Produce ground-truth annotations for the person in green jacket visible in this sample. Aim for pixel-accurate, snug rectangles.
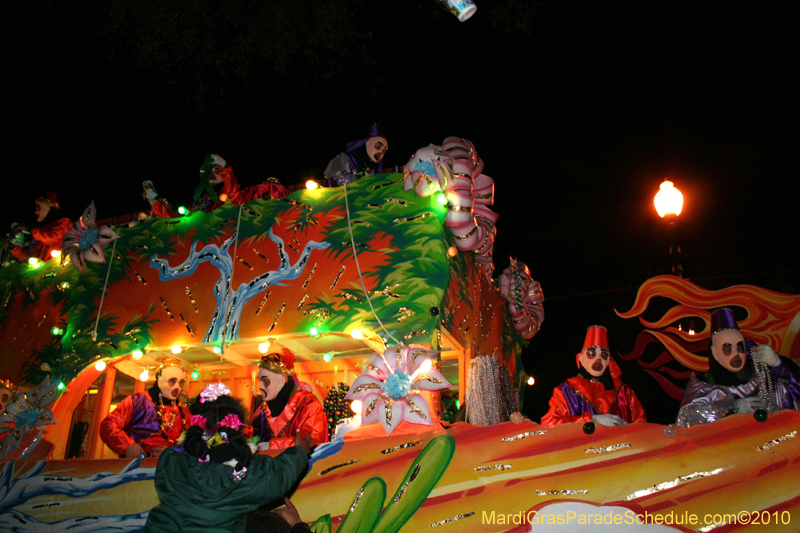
[145,383,315,533]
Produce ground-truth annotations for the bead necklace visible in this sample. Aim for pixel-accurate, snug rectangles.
[753,359,777,413]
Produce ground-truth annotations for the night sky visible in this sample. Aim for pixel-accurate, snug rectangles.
[6,1,799,423]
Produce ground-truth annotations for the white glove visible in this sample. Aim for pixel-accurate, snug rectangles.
[735,397,765,413]
[751,345,780,367]
[142,181,159,203]
[592,414,627,427]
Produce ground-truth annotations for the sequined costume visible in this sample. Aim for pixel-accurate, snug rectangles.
[252,387,328,450]
[99,388,189,456]
[144,445,308,533]
[541,359,647,427]
[676,355,800,428]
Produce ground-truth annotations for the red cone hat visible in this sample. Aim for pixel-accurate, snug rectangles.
[582,325,609,350]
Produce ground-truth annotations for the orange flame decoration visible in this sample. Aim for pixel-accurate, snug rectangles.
[617,275,800,372]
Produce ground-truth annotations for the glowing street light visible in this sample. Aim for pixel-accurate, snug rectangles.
[654,179,685,278]
[654,180,683,218]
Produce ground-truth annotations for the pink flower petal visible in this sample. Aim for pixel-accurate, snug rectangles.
[82,243,106,263]
[377,397,407,436]
[82,201,97,228]
[404,393,433,426]
[96,226,119,244]
[412,369,451,391]
[71,251,86,272]
[360,392,382,425]
[408,347,438,375]
[363,353,391,377]
[345,375,385,401]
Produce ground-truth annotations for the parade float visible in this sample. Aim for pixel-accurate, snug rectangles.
[1,137,799,532]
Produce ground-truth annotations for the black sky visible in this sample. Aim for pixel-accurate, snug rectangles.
[5,1,799,421]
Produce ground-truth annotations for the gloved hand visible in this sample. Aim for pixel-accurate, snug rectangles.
[735,397,765,413]
[751,345,780,367]
[592,414,627,426]
[142,181,159,204]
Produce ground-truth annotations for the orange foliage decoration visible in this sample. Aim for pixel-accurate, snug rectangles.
[617,275,800,372]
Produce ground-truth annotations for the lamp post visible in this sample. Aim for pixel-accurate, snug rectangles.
[654,180,684,277]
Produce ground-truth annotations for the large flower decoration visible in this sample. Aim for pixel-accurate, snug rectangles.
[0,376,58,460]
[61,201,119,271]
[498,258,544,339]
[345,346,451,435]
[403,137,498,277]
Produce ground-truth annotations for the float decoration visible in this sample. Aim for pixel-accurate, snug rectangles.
[0,377,58,460]
[61,201,119,272]
[323,383,352,440]
[464,355,519,425]
[404,137,498,277]
[346,346,451,435]
[617,275,800,399]
[498,257,544,339]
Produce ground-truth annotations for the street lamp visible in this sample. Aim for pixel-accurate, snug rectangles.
[654,180,684,277]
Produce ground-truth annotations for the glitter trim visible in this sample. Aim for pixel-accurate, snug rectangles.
[756,430,797,451]
[380,439,421,455]
[415,375,443,384]
[393,464,421,503]
[627,469,723,500]
[406,397,428,420]
[349,488,365,512]
[429,512,475,528]
[536,489,589,496]
[364,396,382,418]
[317,459,358,477]
[474,464,512,472]
[584,443,632,454]
[350,383,384,395]
[501,430,547,442]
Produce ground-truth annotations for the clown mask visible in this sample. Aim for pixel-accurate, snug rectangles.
[711,329,747,372]
[366,136,388,164]
[157,366,186,401]
[258,367,287,401]
[0,388,11,413]
[580,346,610,378]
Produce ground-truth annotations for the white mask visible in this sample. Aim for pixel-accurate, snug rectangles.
[157,367,186,400]
[258,368,287,401]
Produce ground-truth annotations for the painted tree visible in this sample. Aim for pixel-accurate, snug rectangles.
[150,227,329,343]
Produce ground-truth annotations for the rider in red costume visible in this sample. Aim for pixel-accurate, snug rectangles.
[11,192,71,262]
[252,351,328,450]
[99,358,190,458]
[541,325,647,427]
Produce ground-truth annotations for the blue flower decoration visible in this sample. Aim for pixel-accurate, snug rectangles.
[383,369,412,398]
[78,228,99,250]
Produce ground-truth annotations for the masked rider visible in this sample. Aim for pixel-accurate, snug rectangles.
[677,307,800,428]
[252,351,328,450]
[100,358,190,458]
[541,325,647,427]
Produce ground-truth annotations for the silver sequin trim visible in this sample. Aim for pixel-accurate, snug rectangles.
[429,511,475,528]
[349,488,365,513]
[756,430,796,451]
[501,430,547,442]
[627,469,723,500]
[474,464,512,472]
[380,439,421,455]
[584,443,632,454]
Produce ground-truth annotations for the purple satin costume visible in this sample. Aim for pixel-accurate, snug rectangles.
[677,355,800,428]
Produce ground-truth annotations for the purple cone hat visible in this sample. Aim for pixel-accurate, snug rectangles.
[710,308,739,336]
